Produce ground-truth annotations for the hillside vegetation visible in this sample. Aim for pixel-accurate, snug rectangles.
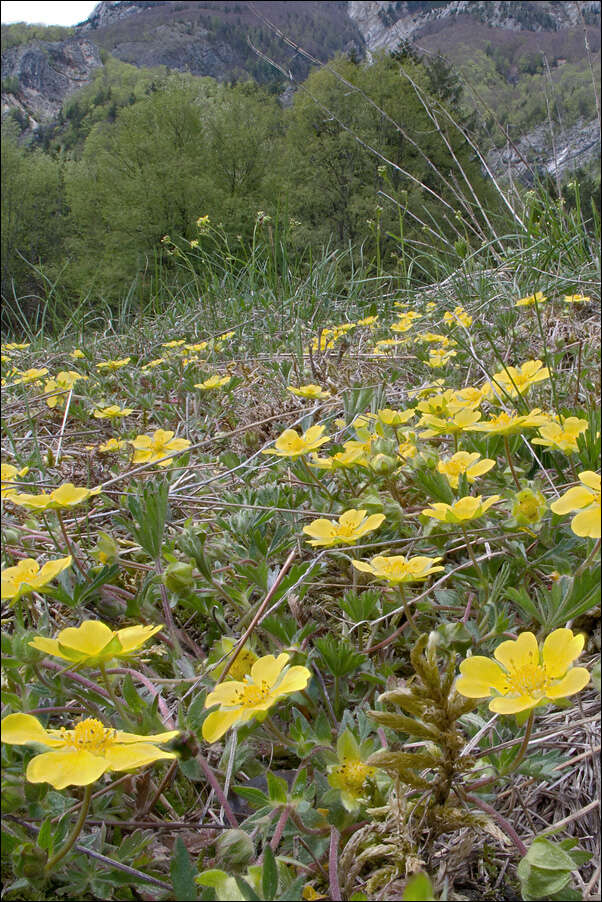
[0,8,601,902]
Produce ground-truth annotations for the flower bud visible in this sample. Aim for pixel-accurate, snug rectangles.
[161,561,194,593]
[370,454,398,475]
[14,842,48,879]
[215,829,255,870]
[512,487,546,527]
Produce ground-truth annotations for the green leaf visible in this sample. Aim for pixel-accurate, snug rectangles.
[37,817,53,852]
[232,785,270,807]
[525,837,580,871]
[262,844,278,900]
[171,836,198,901]
[402,872,436,901]
[266,771,288,805]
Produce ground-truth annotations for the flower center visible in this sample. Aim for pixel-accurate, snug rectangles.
[63,718,116,754]
[335,759,374,792]
[506,664,550,699]
[232,679,273,708]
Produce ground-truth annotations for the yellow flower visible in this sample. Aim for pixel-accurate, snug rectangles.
[351,554,444,584]
[184,341,208,353]
[515,291,547,307]
[262,425,330,459]
[309,446,369,471]
[391,312,421,333]
[2,342,30,351]
[407,379,446,399]
[437,452,496,489]
[287,384,331,400]
[397,437,418,460]
[208,637,259,682]
[44,371,87,409]
[427,348,457,368]
[98,437,127,453]
[512,486,546,527]
[375,408,415,427]
[70,349,85,359]
[564,294,590,303]
[202,652,311,742]
[1,556,72,603]
[130,429,191,467]
[356,315,378,326]
[417,389,478,419]
[1,463,29,499]
[14,367,49,385]
[415,331,450,344]
[455,385,490,407]
[0,714,178,790]
[194,375,232,390]
[469,409,550,436]
[162,340,186,348]
[550,471,601,538]
[443,306,472,328]
[303,509,385,547]
[455,629,590,714]
[327,730,376,812]
[93,404,134,419]
[141,357,166,370]
[196,214,211,229]
[29,620,162,666]
[6,483,102,512]
[422,495,500,523]
[532,418,588,454]
[96,358,131,371]
[419,408,482,438]
[490,360,549,397]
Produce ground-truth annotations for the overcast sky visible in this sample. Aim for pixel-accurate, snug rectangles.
[1,1,99,26]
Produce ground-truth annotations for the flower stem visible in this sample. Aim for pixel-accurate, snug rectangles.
[398,584,417,633]
[460,525,485,585]
[574,538,601,580]
[45,784,92,873]
[56,511,87,576]
[265,716,296,749]
[503,435,521,490]
[98,663,133,727]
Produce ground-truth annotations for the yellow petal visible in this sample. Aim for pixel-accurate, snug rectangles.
[303,519,335,539]
[351,559,375,574]
[274,665,311,696]
[579,471,601,491]
[542,629,585,678]
[103,743,177,771]
[26,749,108,789]
[205,681,245,708]
[546,667,590,698]
[339,510,366,529]
[116,624,163,654]
[457,657,508,695]
[1,713,63,747]
[113,728,180,744]
[551,486,595,514]
[36,556,72,586]
[250,653,289,686]
[571,506,601,539]
[359,514,386,533]
[494,632,539,672]
[488,695,538,715]
[28,637,71,661]
[202,708,247,743]
[57,620,115,657]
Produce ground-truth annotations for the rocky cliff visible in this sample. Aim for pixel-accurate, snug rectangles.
[1,0,600,181]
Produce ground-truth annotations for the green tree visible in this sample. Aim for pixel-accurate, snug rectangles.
[1,126,66,308]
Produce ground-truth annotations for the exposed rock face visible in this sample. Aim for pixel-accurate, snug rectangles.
[1,39,102,125]
[488,118,602,185]
[348,1,601,53]
[79,1,170,30]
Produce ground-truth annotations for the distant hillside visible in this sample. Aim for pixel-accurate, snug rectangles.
[1,0,600,181]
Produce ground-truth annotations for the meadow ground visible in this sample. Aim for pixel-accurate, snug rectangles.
[1,198,601,901]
